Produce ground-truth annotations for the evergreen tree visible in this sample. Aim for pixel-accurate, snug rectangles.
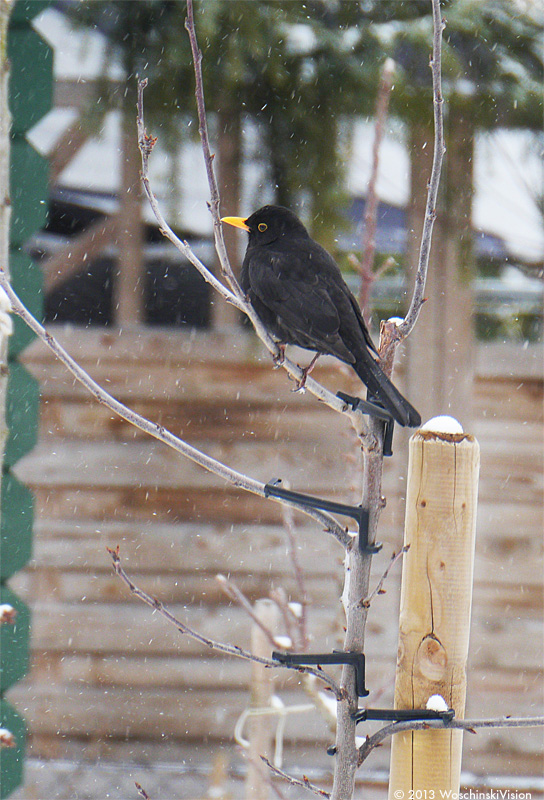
[66,0,384,244]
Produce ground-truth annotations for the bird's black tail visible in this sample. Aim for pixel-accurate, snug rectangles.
[353,353,421,428]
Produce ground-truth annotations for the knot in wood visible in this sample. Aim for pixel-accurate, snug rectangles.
[415,634,447,681]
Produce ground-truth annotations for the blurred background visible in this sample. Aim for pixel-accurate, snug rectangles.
[3,1,543,798]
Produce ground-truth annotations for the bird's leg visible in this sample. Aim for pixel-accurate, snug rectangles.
[273,344,286,368]
[292,352,320,392]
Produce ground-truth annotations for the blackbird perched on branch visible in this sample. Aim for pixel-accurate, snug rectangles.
[222,205,421,428]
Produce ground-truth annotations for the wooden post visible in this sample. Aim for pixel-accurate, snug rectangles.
[115,106,145,326]
[246,598,279,800]
[388,421,479,797]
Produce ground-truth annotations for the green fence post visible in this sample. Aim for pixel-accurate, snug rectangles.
[1,1,51,796]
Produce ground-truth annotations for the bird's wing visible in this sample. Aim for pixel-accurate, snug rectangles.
[345,291,379,356]
[247,248,350,350]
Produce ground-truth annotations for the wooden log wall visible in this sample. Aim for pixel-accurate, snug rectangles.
[6,328,543,780]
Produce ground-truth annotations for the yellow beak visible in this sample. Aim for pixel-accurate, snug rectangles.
[221,215,250,232]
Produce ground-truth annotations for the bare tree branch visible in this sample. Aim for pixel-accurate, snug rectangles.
[136,80,242,310]
[361,545,409,608]
[216,573,280,649]
[134,782,151,800]
[357,715,544,767]
[261,755,331,799]
[107,545,343,699]
[268,587,297,651]
[0,277,352,548]
[280,502,310,651]
[397,0,446,339]
[184,0,240,296]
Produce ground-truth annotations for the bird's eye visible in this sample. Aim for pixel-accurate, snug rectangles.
[258,223,268,232]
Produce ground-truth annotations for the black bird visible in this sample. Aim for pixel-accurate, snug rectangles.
[222,205,421,428]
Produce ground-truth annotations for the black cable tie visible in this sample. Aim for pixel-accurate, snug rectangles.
[352,707,455,724]
[336,391,395,457]
[263,480,382,555]
[272,650,369,697]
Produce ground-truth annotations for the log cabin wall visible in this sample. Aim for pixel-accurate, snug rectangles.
[7,327,543,780]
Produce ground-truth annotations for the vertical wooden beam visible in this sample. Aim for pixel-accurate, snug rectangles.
[115,108,145,326]
[216,105,242,328]
[246,598,279,800]
[388,425,479,797]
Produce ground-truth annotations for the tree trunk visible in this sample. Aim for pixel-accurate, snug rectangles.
[331,329,399,800]
[405,107,475,426]
[115,106,145,326]
[216,105,242,327]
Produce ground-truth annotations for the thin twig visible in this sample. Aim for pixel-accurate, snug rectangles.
[261,755,331,799]
[361,545,409,608]
[358,715,544,766]
[0,277,352,549]
[268,587,298,651]
[280,502,310,650]
[136,79,242,310]
[134,783,151,800]
[216,574,279,649]
[397,0,446,339]
[184,0,239,294]
[107,545,343,699]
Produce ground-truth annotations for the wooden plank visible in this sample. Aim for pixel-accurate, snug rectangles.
[23,601,400,660]
[13,561,541,614]
[22,483,543,529]
[37,398,345,443]
[14,438,367,491]
[28,510,543,554]
[15,438,542,513]
[24,362,543,425]
[34,394,544,447]
[15,584,541,673]
[53,653,393,693]
[21,327,543,377]
[7,676,542,754]
[474,377,544,422]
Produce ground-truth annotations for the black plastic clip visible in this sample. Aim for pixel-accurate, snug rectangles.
[352,707,455,724]
[272,650,369,697]
[263,480,382,555]
[336,391,395,457]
